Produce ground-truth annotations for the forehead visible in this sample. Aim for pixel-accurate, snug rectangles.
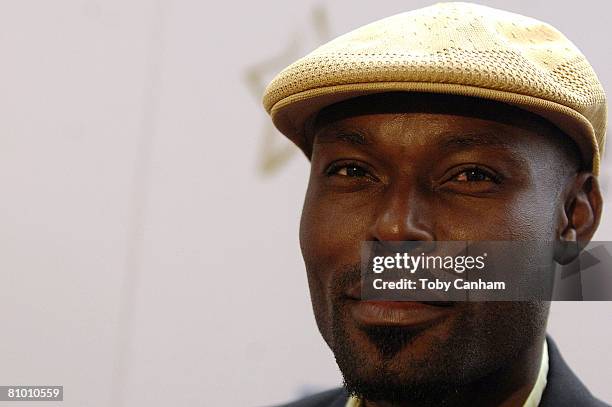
[316,112,520,152]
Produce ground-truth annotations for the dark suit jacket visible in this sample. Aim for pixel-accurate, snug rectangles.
[273,336,609,407]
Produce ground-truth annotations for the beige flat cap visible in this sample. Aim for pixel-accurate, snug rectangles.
[263,2,607,174]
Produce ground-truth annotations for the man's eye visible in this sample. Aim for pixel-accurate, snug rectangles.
[328,164,369,178]
[452,168,497,183]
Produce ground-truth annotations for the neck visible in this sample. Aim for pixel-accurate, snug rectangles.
[364,336,545,407]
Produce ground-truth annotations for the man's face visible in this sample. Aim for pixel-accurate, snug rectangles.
[299,93,579,402]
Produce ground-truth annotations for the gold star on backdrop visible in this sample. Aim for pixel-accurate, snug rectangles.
[245,5,330,176]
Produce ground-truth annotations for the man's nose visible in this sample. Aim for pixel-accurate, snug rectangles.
[367,187,434,242]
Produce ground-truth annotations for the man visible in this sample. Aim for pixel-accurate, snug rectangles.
[262,3,609,406]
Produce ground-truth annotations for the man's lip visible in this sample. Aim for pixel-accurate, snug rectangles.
[348,299,453,327]
[344,283,454,307]
[344,283,454,327]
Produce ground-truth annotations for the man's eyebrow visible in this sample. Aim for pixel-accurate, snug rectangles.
[437,132,514,150]
[314,129,518,151]
[314,130,371,146]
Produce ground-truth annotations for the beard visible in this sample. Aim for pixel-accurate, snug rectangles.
[320,264,548,406]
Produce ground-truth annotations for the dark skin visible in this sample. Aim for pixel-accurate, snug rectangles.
[298,93,603,407]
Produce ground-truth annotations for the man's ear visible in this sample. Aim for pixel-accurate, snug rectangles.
[554,172,603,265]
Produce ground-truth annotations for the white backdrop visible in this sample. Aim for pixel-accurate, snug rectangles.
[0,1,610,406]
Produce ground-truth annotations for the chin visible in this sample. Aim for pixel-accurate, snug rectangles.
[329,305,503,399]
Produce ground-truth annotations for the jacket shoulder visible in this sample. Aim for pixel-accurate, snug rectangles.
[271,387,346,407]
[541,336,610,407]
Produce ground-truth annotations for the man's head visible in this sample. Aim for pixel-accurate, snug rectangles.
[298,92,602,404]
[262,2,607,405]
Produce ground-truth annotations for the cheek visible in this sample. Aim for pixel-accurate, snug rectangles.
[300,183,372,272]
[453,301,550,367]
[492,188,560,240]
